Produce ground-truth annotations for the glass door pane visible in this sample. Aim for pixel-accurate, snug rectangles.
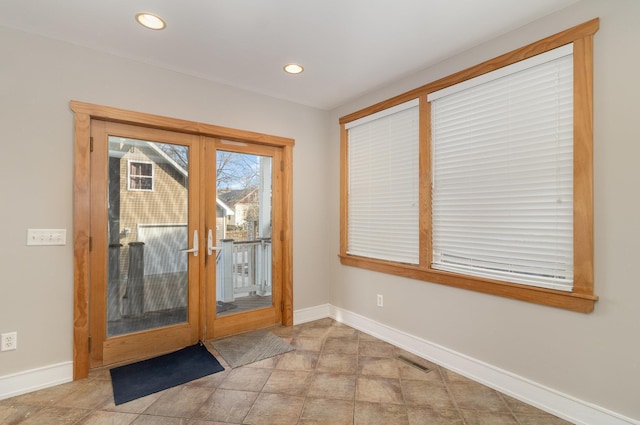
[214,150,273,316]
[106,136,190,336]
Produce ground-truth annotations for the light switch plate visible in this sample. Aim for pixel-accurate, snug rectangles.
[27,229,66,246]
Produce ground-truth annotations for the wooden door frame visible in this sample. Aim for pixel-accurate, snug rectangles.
[71,101,294,380]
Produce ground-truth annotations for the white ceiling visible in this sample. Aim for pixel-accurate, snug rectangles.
[0,0,579,110]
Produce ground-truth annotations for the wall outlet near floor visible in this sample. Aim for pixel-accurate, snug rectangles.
[1,332,17,351]
[377,294,384,307]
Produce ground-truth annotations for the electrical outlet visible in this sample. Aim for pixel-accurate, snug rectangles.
[376,294,384,307]
[1,332,17,351]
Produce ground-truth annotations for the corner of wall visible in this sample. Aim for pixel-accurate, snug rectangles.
[293,303,639,425]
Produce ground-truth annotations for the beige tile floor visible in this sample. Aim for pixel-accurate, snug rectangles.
[0,318,572,424]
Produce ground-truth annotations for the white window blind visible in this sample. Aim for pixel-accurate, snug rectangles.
[430,45,574,291]
[347,99,420,264]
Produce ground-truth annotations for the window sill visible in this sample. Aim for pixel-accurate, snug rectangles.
[339,254,597,313]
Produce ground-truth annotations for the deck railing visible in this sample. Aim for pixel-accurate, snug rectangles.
[216,238,272,302]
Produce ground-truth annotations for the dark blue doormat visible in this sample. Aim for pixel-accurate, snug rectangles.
[110,342,224,405]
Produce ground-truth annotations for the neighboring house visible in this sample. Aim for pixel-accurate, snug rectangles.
[110,140,189,278]
[108,141,235,316]
[105,140,191,317]
[218,188,259,230]
[215,198,234,244]
[111,140,234,276]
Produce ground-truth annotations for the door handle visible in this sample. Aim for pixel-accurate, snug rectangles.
[207,229,222,255]
[180,230,199,256]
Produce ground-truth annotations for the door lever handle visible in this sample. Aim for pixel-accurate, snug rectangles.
[180,230,199,256]
[207,229,222,255]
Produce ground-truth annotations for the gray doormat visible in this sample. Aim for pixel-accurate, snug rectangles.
[211,329,295,368]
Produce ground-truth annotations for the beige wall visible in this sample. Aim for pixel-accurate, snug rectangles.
[328,0,640,420]
[0,26,330,374]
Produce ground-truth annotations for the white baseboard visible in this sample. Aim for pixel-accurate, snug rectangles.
[1,305,637,425]
[0,361,73,401]
[314,304,637,425]
[293,303,332,325]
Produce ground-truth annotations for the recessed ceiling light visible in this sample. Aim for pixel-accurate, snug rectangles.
[135,13,166,30]
[283,63,304,74]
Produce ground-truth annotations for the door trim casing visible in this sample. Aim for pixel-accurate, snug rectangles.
[71,100,295,380]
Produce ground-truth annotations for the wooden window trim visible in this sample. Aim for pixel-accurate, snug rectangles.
[339,19,599,313]
[72,101,294,379]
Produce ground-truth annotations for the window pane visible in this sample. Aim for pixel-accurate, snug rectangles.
[431,47,574,291]
[215,151,273,316]
[107,137,189,336]
[129,161,154,191]
[347,99,420,264]
[135,162,152,176]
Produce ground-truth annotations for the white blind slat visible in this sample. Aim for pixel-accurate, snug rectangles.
[348,99,420,264]
[428,43,573,101]
[431,45,574,291]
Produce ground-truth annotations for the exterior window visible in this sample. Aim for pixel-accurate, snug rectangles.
[339,19,598,312]
[128,160,153,191]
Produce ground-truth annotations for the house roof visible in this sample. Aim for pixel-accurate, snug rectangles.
[218,189,258,209]
[216,199,234,217]
[151,144,235,216]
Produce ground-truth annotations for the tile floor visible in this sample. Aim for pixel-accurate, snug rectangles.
[0,318,572,424]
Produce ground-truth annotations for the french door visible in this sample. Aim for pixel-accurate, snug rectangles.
[203,138,283,340]
[84,113,290,370]
[89,121,201,367]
